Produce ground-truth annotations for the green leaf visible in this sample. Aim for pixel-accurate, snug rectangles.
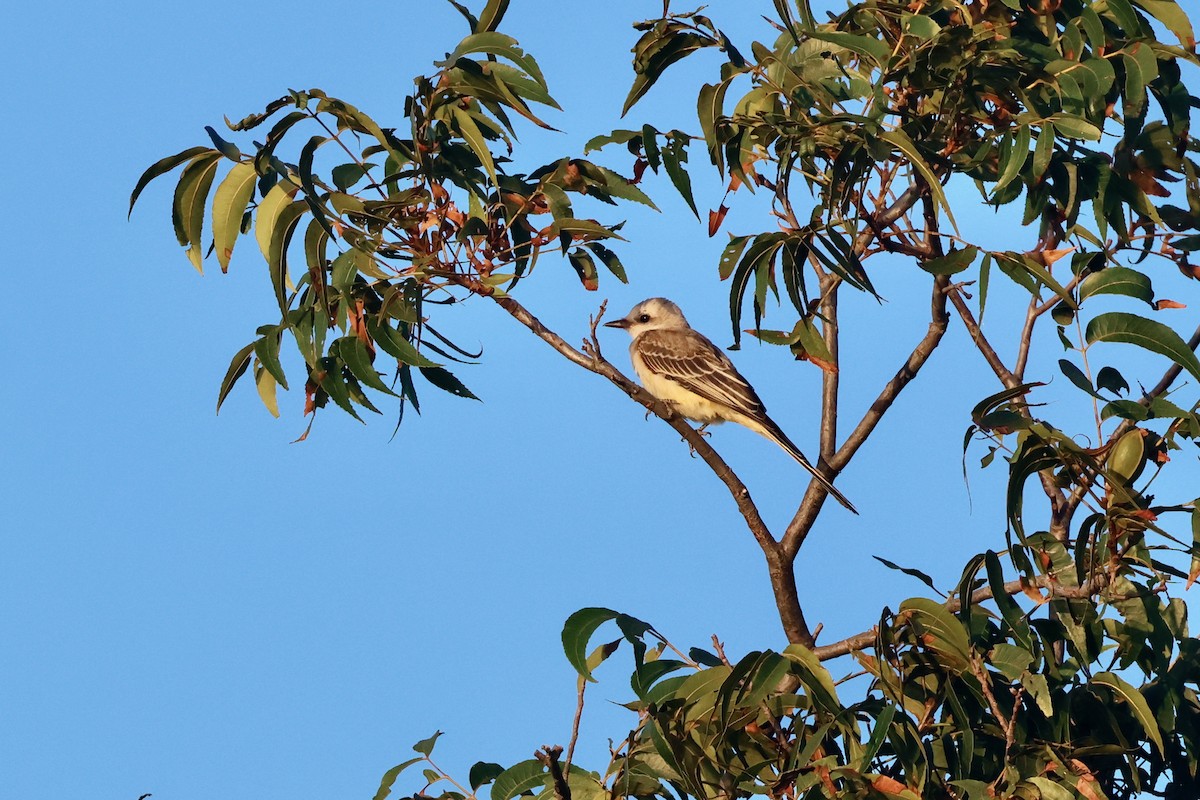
[337,336,396,395]
[1058,359,1100,398]
[873,556,941,595]
[1096,366,1130,395]
[216,341,257,414]
[204,125,241,161]
[989,643,1033,681]
[662,133,698,218]
[858,704,897,771]
[445,32,547,89]
[567,247,599,290]
[452,106,498,186]
[265,200,309,313]
[331,163,373,192]
[412,731,442,756]
[129,145,214,218]
[807,30,890,63]
[592,165,658,210]
[718,235,750,280]
[254,331,288,389]
[1050,115,1102,141]
[1079,266,1154,305]
[562,607,619,680]
[881,129,956,230]
[1134,0,1195,46]
[373,757,423,800]
[255,180,301,263]
[585,242,627,283]
[212,162,257,272]
[470,762,505,791]
[254,365,280,418]
[1027,777,1075,800]
[582,129,639,154]
[920,246,978,275]
[491,760,547,800]
[1092,672,1164,754]
[994,124,1031,195]
[172,152,223,272]
[1086,311,1200,382]
[782,644,841,712]
[623,30,713,116]
[475,0,510,32]
[368,319,442,368]
[419,366,480,400]
[899,597,971,672]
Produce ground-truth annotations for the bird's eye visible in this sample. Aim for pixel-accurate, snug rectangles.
[637,314,651,323]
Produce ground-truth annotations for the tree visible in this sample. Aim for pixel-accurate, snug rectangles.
[130,0,1200,797]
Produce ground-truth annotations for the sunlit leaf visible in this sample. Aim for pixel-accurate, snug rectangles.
[1086,311,1200,381]
[491,760,548,800]
[373,757,422,800]
[212,162,257,272]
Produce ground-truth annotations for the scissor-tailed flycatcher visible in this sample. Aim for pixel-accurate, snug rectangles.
[605,297,858,514]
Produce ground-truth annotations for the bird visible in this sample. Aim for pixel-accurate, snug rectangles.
[604,297,858,514]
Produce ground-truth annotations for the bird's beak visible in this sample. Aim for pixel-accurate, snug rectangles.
[603,319,631,329]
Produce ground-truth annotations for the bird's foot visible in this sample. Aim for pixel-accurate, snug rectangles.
[646,399,678,421]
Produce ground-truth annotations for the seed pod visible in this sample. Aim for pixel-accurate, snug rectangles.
[1108,428,1146,482]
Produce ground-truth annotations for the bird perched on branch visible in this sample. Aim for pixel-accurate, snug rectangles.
[605,297,858,514]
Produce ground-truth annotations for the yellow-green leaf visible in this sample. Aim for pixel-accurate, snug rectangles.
[255,180,301,263]
[172,152,223,273]
[212,162,257,272]
[1092,672,1164,754]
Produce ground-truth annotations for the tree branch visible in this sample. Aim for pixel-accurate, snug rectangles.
[481,290,775,546]
[466,283,819,644]
[818,276,840,462]
[946,286,1020,389]
[780,275,951,560]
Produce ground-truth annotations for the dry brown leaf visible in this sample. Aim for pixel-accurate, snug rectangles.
[708,204,729,237]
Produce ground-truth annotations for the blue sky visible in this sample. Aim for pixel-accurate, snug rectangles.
[5,2,1198,799]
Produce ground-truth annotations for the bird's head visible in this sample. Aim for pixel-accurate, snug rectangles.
[604,297,689,336]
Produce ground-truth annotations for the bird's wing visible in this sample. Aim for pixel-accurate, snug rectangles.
[637,328,767,418]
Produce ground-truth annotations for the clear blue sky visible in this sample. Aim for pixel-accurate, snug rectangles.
[5,2,1197,799]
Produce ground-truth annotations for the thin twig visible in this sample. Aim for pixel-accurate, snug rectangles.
[781,275,951,559]
[564,679,586,778]
[946,286,1019,389]
[457,281,822,642]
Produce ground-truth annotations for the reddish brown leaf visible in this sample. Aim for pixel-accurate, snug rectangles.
[1021,578,1048,604]
[1076,774,1102,800]
[1129,167,1170,197]
[632,158,649,184]
[1038,246,1075,266]
[1155,299,1187,310]
[708,204,729,237]
[871,776,909,796]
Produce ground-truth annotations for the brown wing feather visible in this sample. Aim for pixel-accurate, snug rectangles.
[638,328,766,418]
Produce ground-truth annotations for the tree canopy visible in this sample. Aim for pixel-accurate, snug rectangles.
[131,0,1200,798]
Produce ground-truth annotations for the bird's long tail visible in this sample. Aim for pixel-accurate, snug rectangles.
[759,421,859,515]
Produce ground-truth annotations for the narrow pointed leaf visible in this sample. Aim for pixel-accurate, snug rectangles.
[212,162,257,272]
[129,146,214,217]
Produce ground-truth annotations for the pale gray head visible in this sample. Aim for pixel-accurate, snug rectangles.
[603,297,690,337]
